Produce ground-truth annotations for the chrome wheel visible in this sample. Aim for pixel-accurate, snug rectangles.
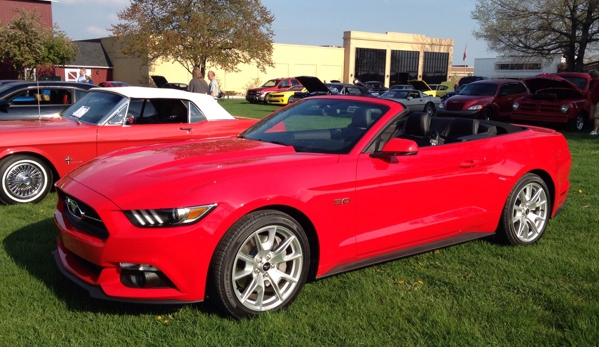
[498,173,550,245]
[510,182,548,242]
[211,210,310,318]
[0,155,52,204]
[232,224,304,312]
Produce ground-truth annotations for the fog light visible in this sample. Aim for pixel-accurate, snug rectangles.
[561,104,569,114]
[120,263,160,272]
[131,271,161,288]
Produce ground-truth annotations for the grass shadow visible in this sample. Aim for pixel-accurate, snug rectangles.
[2,218,222,318]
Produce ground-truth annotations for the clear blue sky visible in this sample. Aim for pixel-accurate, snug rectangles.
[53,0,492,65]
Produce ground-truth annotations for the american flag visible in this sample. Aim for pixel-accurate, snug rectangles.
[463,44,467,61]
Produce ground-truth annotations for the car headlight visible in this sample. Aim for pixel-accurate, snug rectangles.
[256,91,262,95]
[438,102,444,109]
[561,105,569,114]
[467,105,483,111]
[124,204,217,227]
[513,102,519,111]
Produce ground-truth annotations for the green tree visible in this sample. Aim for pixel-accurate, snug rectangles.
[472,0,599,71]
[110,0,275,75]
[0,9,78,79]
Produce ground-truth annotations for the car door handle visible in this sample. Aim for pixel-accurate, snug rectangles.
[180,127,192,131]
[459,160,480,168]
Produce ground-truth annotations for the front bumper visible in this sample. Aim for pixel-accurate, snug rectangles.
[53,180,225,303]
[511,112,570,124]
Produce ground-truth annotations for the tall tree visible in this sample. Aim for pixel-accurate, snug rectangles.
[0,10,78,79]
[110,0,275,75]
[472,0,599,71]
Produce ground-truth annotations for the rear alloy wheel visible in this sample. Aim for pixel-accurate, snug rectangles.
[497,173,549,245]
[567,112,585,131]
[210,210,310,318]
[0,155,53,204]
[424,102,435,117]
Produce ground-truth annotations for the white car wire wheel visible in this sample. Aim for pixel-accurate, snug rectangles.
[0,155,53,204]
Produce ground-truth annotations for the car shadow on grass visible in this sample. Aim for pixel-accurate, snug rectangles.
[2,218,224,318]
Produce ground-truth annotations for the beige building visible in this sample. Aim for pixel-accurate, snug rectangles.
[101,31,454,94]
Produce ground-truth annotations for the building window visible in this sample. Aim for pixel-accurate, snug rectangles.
[390,50,419,86]
[495,63,542,70]
[354,48,386,84]
[422,52,449,84]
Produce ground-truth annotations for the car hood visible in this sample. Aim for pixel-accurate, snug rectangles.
[294,76,330,94]
[0,117,81,133]
[63,138,332,208]
[151,75,168,88]
[443,95,494,104]
[522,74,582,94]
[408,80,431,91]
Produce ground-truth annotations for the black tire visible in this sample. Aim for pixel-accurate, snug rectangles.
[496,173,550,245]
[209,210,310,318]
[0,155,53,205]
[262,93,270,104]
[424,102,435,117]
[567,112,585,131]
[481,108,492,121]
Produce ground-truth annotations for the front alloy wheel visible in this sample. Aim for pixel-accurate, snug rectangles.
[0,155,53,204]
[210,210,310,318]
[497,173,549,245]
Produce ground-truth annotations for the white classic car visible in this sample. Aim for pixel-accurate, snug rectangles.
[378,89,441,116]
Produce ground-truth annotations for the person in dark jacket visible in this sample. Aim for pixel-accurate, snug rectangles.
[187,67,209,94]
[589,70,599,135]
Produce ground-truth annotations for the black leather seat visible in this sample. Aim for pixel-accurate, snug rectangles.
[396,112,438,146]
[341,108,373,142]
[440,118,480,143]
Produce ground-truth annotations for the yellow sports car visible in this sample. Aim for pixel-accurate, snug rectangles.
[266,86,306,105]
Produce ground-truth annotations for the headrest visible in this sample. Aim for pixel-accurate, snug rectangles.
[351,108,373,128]
[34,94,42,102]
[404,112,430,136]
[445,118,480,137]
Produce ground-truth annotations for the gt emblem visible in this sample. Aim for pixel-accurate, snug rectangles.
[66,197,85,220]
[334,198,351,205]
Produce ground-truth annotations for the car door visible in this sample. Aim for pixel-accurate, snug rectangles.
[404,91,427,111]
[354,142,490,257]
[96,98,198,155]
[496,82,527,117]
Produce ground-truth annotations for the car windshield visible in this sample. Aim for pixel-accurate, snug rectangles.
[561,76,587,90]
[262,79,279,87]
[240,99,389,154]
[458,83,497,96]
[380,90,409,99]
[62,91,125,124]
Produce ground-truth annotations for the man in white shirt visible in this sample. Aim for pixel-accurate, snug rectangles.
[208,71,219,100]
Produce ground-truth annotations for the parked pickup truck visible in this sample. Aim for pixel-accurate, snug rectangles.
[511,72,592,131]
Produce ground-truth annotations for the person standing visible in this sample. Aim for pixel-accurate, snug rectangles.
[208,70,219,99]
[188,67,209,94]
[590,70,599,135]
[77,68,87,83]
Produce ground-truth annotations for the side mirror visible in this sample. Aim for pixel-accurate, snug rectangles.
[370,138,419,159]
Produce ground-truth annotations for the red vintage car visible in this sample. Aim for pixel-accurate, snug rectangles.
[0,87,257,204]
[511,72,592,131]
[53,96,571,318]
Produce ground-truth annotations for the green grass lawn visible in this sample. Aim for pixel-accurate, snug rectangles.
[1,104,598,346]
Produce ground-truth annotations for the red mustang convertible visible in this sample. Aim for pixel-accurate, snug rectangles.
[53,96,571,318]
[0,87,257,204]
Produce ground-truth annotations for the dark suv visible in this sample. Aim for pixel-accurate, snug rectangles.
[437,79,529,120]
[246,78,302,103]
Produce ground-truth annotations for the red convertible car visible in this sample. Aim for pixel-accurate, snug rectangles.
[0,87,257,204]
[53,96,571,318]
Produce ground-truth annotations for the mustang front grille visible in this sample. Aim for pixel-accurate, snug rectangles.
[59,191,109,240]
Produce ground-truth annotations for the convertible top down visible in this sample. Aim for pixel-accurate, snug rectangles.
[53,96,571,318]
